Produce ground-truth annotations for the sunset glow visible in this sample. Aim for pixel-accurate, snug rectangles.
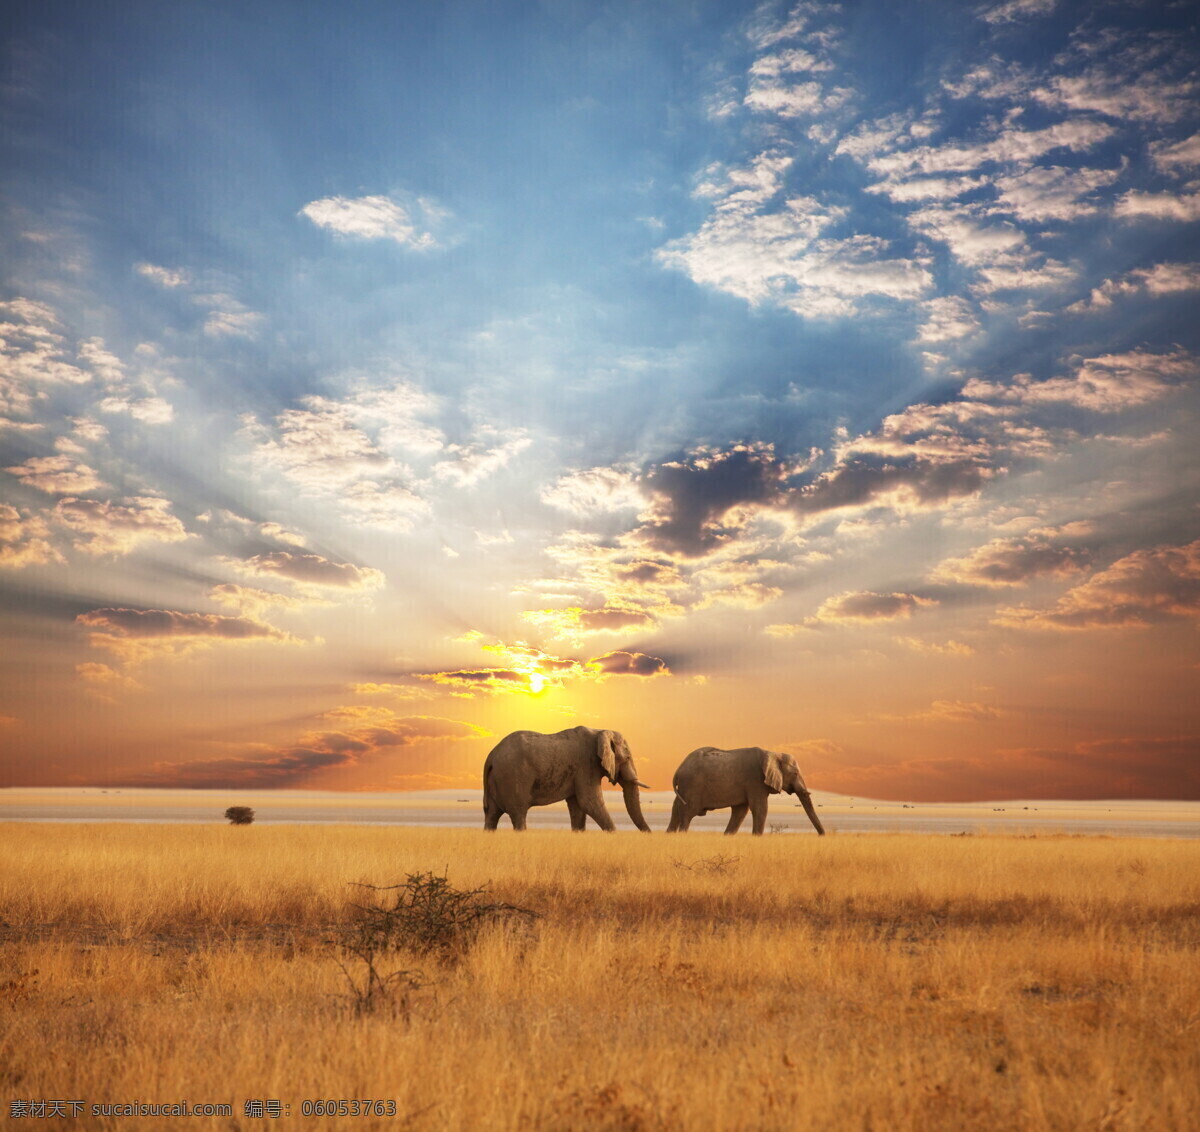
[1,1,1198,800]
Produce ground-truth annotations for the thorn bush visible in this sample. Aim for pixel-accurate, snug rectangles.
[346,871,540,965]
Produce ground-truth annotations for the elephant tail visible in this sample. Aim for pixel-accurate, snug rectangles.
[673,780,685,807]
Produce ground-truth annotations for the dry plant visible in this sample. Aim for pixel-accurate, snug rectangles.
[1,823,1198,1130]
[336,871,539,1015]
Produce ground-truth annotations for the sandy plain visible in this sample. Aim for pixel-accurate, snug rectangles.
[2,786,1198,836]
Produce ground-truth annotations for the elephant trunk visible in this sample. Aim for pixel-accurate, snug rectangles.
[797,790,826,836]
[621,780,651,833]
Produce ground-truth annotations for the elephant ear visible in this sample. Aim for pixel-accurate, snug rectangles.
[595,730,618,784]
[762,749,783,794]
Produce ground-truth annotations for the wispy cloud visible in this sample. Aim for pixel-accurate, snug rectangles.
[299,193,448,249]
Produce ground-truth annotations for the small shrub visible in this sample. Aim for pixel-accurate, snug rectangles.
[672,854,740,876]
[346,871,540,965]
[224,806,255,825]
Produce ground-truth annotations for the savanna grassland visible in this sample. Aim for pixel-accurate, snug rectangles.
[1,823,1198,1131]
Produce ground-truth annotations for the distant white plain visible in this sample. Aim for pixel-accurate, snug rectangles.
[2,788,1197,838]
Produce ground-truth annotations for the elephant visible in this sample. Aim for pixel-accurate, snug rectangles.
[482,726,652,832]
[667,746,825,836]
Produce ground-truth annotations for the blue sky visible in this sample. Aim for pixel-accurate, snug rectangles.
[2,0,1198,799]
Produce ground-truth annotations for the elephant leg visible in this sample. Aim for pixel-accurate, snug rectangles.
[667,796,686,833]
[579,791,616,832]
[508,804,530,831]
[566,796,587,831]
[724,804,749,835]
[749,796,769,836]
[484,796,503,831]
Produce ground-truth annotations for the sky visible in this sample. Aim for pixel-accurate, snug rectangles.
[1,0,1198,802]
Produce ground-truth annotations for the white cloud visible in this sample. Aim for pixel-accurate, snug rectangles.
[432,432,532,487]
[246,395,429,530]
[248,396,395,490]
[659,154,930,318]
[1114,191,1200,223]
[1068,261,1200,313]
[979,0,1055,25]
[1150,133,1200,174]
[299,194,442,249]
[863,120,1114,180]
[136,263,190,288]
[745,78,851,118]
[541,467,646,514]
[0,297,90,416]
[198,295,263,338]
[963,349,1196,412]
[908,204,1026,267]
[917,296,981,343]
[866,175,987,203]
[1033,62,1198,125]
[0,504,61,569]
[55,496,190,556]
[4,455,104,495]
[98,395,174,424]
[991,163,1123,222]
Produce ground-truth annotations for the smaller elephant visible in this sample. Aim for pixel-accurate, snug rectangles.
[667,746,825,836]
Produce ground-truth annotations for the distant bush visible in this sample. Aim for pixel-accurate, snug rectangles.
[224,806,255,825]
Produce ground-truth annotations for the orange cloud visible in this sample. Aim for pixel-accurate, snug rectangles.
[995,539,1200,629]
[55,495,188,556]
[76,661,142,701]
[930,535,1090,587]
[5,455,104,494]
[520,604,658,641]
[414,633,672,697]
[234,550,384,590]
[587,650,671,678]
[769,591,942,635]
[76,606,296,664]
[0,504,61,568]
[118,711,489,788]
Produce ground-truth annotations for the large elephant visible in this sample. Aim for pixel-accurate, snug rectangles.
[667,746,825,836]
[482,726,651,832]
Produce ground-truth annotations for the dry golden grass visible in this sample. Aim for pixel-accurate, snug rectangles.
[2,823,1198,1130]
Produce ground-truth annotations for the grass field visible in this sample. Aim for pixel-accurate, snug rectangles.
[2,823,1198,1130]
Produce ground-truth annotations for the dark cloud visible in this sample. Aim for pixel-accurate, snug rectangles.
[240,550,383,589]
[577,608,656,632]
[612,560,685,586]
[931,536,1091,587]
[77,607,286,640]
[638,444,791,556]
[794,455,993,517]
[817,590,938,623]
[415,668,530,694]
[588,650,671,677]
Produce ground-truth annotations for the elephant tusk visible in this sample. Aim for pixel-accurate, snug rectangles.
[636,781,650,789]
